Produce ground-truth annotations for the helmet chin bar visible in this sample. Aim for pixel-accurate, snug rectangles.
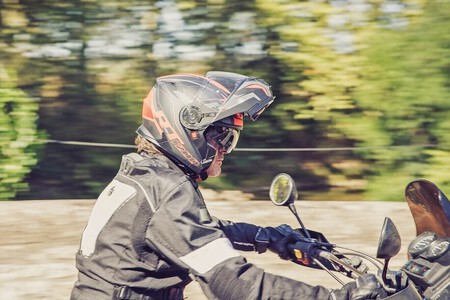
[169,140,216,181]
[136,126,209,180]
[164,149,209,181]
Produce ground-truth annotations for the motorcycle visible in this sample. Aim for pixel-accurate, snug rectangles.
[268,173,450,299]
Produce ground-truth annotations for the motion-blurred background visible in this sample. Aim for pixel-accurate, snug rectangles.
[1,0,450,201]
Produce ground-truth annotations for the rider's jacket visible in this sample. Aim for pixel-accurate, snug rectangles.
[71,153,352,300]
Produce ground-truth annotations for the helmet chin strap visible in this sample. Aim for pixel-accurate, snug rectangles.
[198,171,208,181]
[178,163,208,181]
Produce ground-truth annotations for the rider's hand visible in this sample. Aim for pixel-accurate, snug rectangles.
[337,273,387,300]
[353,273,388,299]
[255,224,317,264]
[255,224,294,255]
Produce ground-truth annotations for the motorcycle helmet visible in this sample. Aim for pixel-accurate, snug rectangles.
[136,71,274,179]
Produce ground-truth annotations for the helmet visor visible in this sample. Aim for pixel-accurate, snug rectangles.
[205,126,240,154]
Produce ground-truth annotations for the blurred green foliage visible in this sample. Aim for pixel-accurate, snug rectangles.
[352,0,450,200]
[0,0,449,201]
[0,66,41,199]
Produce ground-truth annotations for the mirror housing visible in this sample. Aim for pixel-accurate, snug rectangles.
[269,173,297,206]
[376,217,401,260]
[268,173,312,239]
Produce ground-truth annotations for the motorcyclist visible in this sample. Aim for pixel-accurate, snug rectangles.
[71,71,387,299]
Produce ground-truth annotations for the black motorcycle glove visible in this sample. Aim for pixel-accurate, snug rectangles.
[255,224,293,254]
[332,274,388,300]
[255,224,318,264]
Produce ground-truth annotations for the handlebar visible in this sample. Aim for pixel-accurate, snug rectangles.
[287,239,420,299]
[287,240,366,285]
[288,240,368,275]
[287,240,422,299]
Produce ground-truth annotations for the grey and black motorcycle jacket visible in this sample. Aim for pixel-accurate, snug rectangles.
[71,152,356,300]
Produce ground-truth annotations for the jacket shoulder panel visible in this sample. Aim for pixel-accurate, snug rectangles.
[116,153,191,212]
[79,179,137,257]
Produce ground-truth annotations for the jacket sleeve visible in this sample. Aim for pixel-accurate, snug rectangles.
[145,179,351,300]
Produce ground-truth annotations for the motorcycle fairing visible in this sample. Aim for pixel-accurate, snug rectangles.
[405,180,450,237]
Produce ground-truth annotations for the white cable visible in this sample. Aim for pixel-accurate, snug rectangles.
[37,139,444,152]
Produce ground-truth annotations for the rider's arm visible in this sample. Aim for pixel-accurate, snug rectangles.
[144,179,366,300]
[218,218,309,258]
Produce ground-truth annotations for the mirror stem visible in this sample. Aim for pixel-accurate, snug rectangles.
[382,258,390,284]
[288,203,311,239]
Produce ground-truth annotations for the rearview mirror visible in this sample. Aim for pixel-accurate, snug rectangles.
[268,173,312,239]
[376,217,402,284]
[269,173,297,206]
[376,217,401,260]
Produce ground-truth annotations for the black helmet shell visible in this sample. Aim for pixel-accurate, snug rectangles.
[136,71,274,176]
